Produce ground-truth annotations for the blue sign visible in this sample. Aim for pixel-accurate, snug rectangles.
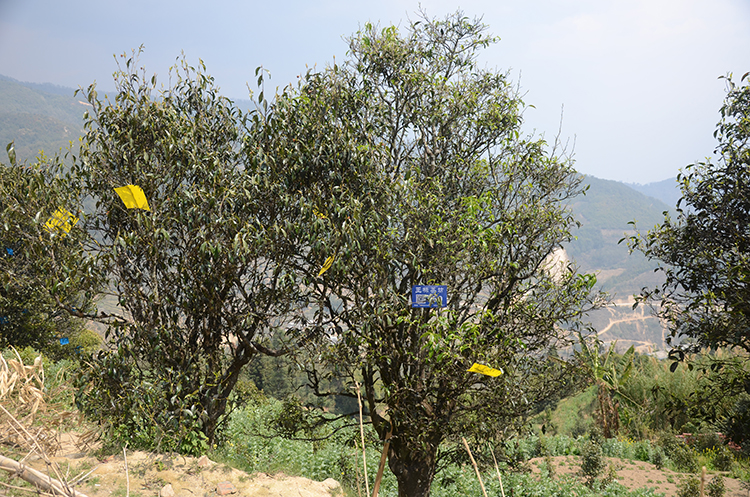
[411,285,447,308]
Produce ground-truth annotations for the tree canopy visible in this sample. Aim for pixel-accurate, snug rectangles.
[630,73,750,356]
[0,145,93,356]
[71,54,300,452]
[629,72,750,448]
[265,12,603,497]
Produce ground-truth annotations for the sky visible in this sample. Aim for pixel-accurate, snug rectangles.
[0,0,748,184]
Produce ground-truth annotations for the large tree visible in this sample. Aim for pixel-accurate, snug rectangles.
[71,54,299,452]
[265,13,603,497]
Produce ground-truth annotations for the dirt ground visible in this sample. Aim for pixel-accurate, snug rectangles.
[7,436,750,497]
[528,455,747,497]
[10,435,342,497]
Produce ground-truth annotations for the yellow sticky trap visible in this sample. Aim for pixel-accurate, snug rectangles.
[114,185,150,211]
[45,208,79,233]
[468,363,503,377]
[318,255,334,276]
[313,207,327,219]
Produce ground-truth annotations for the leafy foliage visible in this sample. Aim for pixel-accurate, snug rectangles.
[265,11,604,496]
[576,333,636,437]
[0,147,93,356]
[630,72,750,355]
[72,52,299,451]
[629,72,750,449]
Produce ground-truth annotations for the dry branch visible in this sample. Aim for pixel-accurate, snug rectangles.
[0,453,89,497]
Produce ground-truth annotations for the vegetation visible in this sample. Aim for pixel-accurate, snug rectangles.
[629,72,750,450]
[0,147,93,358]
[71,52,302,453]
[2,8,750,497]
[263,11,603,496]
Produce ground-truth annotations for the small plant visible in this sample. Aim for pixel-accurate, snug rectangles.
[677,476,701,497]
[650,446,665,469]
[712,445,735,471]
[543,453,555,479]
[708,475,726,497]
[579,439,606,488]
[601,463,618,488]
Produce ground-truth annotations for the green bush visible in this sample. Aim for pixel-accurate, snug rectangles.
[677,476,701,497]
[712,444,735,471]
[650,446,665,470]
[580,439,606,487]
[707,475,726,497]
[659,433,699,473]
[74,349,209,456]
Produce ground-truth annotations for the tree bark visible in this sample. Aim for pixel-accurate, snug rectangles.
[388,435,439,497]
[0,453,89,497]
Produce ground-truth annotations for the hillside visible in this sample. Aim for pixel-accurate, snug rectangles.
[0,76,88,161]
[0,75,679,352]
[626,177,682,208]
[567,176,675,352]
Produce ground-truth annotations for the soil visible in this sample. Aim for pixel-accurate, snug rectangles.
[10,435,342,497]
[7,436,750,497]
[528,455,747,497]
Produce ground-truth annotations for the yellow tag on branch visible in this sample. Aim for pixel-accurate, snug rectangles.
[115,185,150,211]
[318,255,335,276]
[467,363,503,377]
[45,208,79,233]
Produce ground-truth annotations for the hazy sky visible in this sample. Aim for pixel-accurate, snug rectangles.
[1,0,748,183]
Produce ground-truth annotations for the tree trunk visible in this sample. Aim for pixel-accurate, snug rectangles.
[388,435,438,497]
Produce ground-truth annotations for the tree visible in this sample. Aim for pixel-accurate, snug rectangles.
[265,13,603,496]
[71,53,299,452]
[629,73,750,356]
[0,145,94,356]
[576,333,635,438]
[629,72,750,445]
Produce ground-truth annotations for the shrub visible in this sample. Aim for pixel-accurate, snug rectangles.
[707,475,726,497]
[677,476,701,497]
[659,433,699,472]
[712,444,735,472]
[580,439,606,487]
[650,446,666,470]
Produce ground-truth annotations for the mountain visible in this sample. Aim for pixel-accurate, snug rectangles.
[626,177,682,209]
[0,75,677,352]
[0,76,89,161]
[567,176,673,353]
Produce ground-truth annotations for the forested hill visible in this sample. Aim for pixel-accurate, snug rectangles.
[567,175,678,353]
[0,74,681,351]
[0,75,88,161]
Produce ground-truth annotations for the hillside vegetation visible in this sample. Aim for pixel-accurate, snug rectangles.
[0,77,88,161]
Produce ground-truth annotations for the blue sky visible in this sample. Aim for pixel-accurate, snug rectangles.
[0,0,748,183]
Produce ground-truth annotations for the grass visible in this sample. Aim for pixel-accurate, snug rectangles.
[211,398,667,497]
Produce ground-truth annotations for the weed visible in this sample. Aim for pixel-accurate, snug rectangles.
[707,475,726,497]
[677,476,701,497]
